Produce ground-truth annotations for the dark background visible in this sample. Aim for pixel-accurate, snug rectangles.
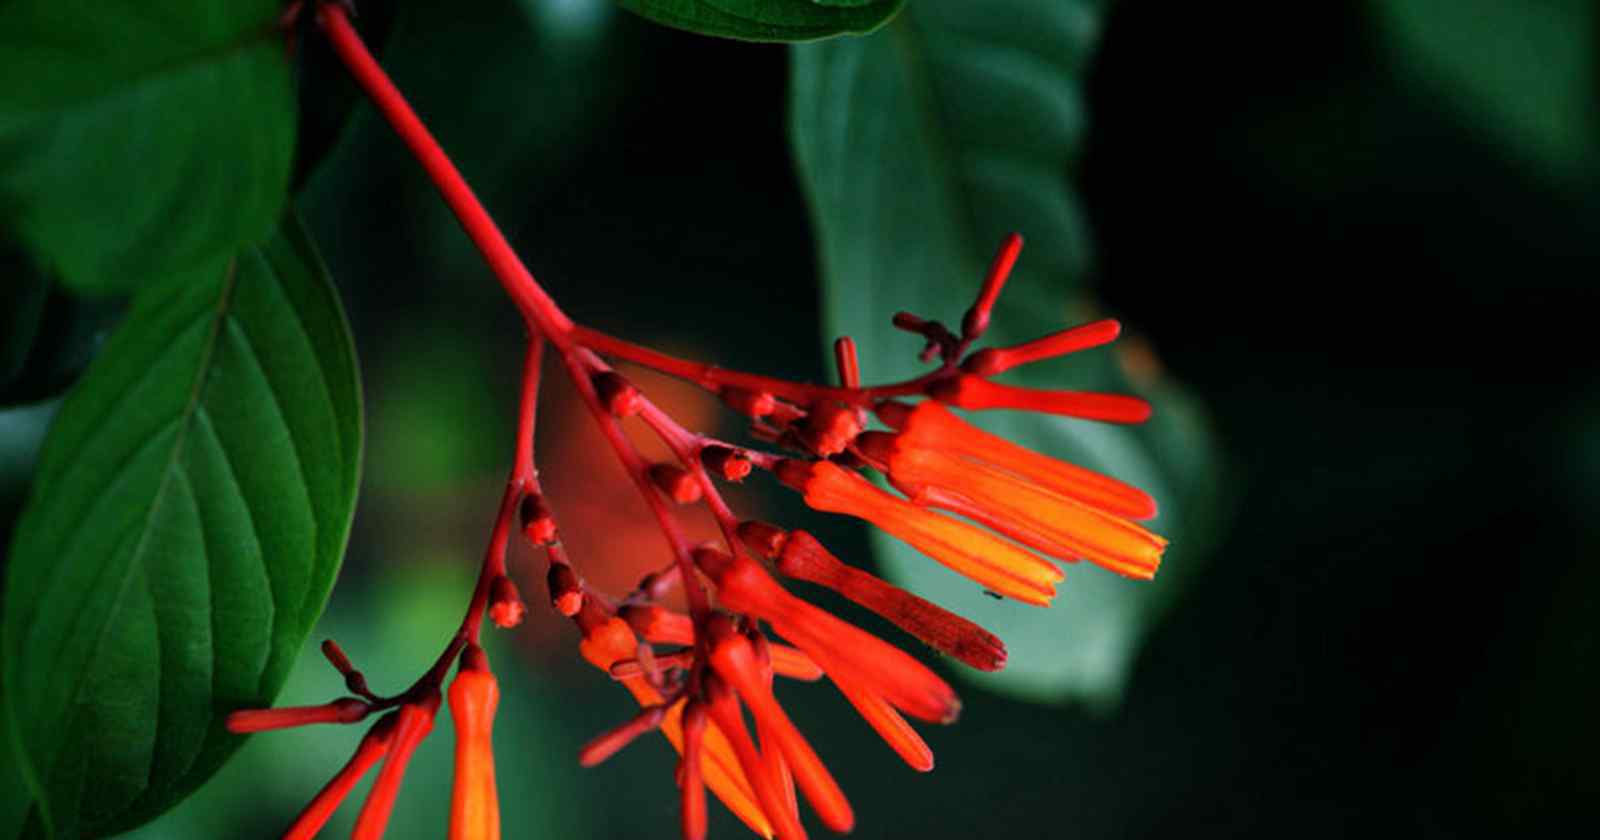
[3,1,1596,837]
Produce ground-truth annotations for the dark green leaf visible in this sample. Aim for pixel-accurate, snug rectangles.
[791,0,1223,706]
[2,215,362,837]
[619,0,902,42]
[0,0,295,296]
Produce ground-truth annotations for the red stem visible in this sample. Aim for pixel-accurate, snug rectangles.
[316,3,573,345]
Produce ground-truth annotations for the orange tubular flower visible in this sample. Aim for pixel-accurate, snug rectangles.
[575,604,776,839]
[777,459,1064,606]
[705,616,854,834]
[695,547,961,725]
[353,693,440,840]
[448,647,501,840]
[872,400,1168,579]
[281,715,397,840]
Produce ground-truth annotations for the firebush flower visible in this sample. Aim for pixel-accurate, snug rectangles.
[229,6,1172,839]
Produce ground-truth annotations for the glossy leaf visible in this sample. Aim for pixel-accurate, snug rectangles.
[618,0,902,42]
[0,0,296,296]
[2,216,363,837]
[791,0,1222,705]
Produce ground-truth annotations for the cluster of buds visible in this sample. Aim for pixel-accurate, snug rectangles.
[228,5,1169,838]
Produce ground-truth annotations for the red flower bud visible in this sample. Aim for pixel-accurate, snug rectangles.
[519,493,557,545]
[648,463,702,504]
[593,371,642,418]
[700,445,752,482]
[546,563,583,617]
[488,575,527,628]
[719,387,777,418]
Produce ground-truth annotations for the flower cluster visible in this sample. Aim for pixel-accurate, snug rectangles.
[227,5,1168,839]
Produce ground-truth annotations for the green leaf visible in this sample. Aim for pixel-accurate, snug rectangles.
[1371,0,1599,178]
[2,215,362,837]
[0,0,296,296]
[791,0,1222,706]
[619,0,903,42]
[0,245,120,409]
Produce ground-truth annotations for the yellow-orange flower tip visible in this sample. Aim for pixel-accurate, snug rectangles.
[830,671,934,773]
[705,616,855,834]
[226,697,370,734]
[449,649,501,840]
[890,399,1158,520]
[778,460,1062,606]
[546,562,584,617]
[487,574,527,628]
[352,693,440,840]
[694,547,962,725]
[777,530,1007,673]
[928,374,1152,425]
[282,714,398,840]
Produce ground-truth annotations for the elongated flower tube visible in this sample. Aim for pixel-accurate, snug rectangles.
[282,715,397,840]
[705,616,854,833]
[776,459,1063,606]
[448,646,501,840]
[878,399,1157,519]
[575,604,776,839]
[694,547,961,724]
[353,693,440,840]
[746,526,1006,672]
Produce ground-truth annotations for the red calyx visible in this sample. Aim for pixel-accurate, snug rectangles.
[647,463,702,504]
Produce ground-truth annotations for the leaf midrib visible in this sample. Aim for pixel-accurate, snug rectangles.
[45,262,239,834]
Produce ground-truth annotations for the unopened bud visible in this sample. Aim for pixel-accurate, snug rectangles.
[648,463,702,504]
[488,575,527,628]
[593,371,642,418]
[520,493,557,545]
[700,445,751,482]
[546,563,584,617]
[797,402,862,456]
[719,387,777,418]
[736,521,788,558]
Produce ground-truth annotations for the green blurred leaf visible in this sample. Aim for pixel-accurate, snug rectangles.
[2,215,362,837]
[791,0,1222,706]
[0,0,295,296]
[0,246,119,409]
[1372,0,1599,177]
[618,0,902,41]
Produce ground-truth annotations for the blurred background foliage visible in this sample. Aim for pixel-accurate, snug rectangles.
[2,0,1597,836]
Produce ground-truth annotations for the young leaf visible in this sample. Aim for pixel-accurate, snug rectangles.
[0,0,296,296]
[2,215,362,837]
[791,0,1223,706]
[619,0,903,42]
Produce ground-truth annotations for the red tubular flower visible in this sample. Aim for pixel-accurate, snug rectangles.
[695,547,961,724]
[705,616,854,834]
[575,604,776,839]
[680,700,710,840]
[776,459,1063,606]
[281,715,397,840]
[871,401,1168,579]
[449,647,501,840]
[829,671,933,772]
[702,673,807,840]
[225,697,369,733]
[352,692,440,840]
[928,374,1152,424]
[755,527,1006,672]
[961,318,1123,377]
